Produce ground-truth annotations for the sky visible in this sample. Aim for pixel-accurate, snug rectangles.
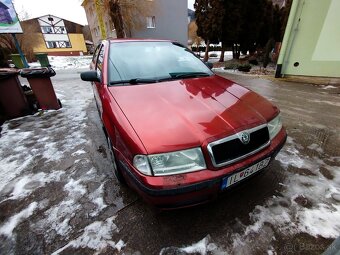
[13,0,88,25]
[188,0,195,10]
[12,0,195,26]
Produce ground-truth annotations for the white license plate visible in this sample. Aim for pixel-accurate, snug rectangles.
[221,157,271,190]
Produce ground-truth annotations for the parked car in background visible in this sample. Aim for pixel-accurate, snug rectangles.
[81,39,287,209]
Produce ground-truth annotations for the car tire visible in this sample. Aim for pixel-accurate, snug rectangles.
[107,137,125,184]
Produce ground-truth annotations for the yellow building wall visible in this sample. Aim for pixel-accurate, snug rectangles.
[33,33,87,53]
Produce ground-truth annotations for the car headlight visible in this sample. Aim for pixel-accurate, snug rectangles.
[268,114,283,140]
[133,148,206,176]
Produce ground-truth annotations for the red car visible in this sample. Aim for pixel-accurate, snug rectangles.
[81,39,287,209]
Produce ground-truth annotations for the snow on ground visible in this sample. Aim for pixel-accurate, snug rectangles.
[0,69,125,253]
[198,51,233,64]
[0,202,38,237]
[51,217,121,255]
[1,57,339,253]
[159,134,340,254]
[0,80,90,197]
[160,235,226,255]
[213,67,243,75]
[228,135,340,252]
[321,85,337,89]
[4,171,64,201]
[213,64,277,76]
[29,55,92,70]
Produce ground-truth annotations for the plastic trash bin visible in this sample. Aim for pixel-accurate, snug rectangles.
[10,54,26,68]
[35,53,50,67]
[20,67,60,110]
[0,68,30,119]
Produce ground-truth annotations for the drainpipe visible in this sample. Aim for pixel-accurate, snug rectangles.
[275,0,300,78]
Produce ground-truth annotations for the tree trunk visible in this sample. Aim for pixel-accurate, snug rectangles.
[109,0,125,38]
[232,43,240,59]
[203,40,210,62]
[232,44,236,59]
[263,38,275,68]
[219,43,225,62]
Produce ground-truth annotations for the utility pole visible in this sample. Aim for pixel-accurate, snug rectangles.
[11,33,29,68]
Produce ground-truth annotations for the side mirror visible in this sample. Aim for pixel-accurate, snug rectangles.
[205,62,213,69]
[80,70,100,82]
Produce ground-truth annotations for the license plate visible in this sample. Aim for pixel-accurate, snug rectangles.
[221,157,271,190]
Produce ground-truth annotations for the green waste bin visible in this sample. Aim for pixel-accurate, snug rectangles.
[35,53,50,67]
[10,54,26,68]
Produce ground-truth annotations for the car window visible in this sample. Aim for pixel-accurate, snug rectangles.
[96,45,104,71]
[108,41,213,84]
[92,44,101,66]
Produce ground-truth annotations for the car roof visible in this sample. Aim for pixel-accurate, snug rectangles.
[107,38,173,43]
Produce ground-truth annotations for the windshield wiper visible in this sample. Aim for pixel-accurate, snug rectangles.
[109,73,211,85]
[109,78,158,85]
[169,72,211,79]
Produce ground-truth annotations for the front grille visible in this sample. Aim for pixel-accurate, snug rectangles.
[208,125,270,167]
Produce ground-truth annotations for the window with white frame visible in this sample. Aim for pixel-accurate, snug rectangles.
[53,26,67,34]
[146,16,156,28]
[46,41,57,48]
[46,41,71,49]
[65,41,71,47]
[41,26,53,34]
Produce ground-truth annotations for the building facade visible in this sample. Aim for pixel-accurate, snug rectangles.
[276,0,340,78]
[21,15,87,56]
[82,0,188,46]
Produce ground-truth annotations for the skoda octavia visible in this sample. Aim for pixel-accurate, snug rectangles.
[81,39,287,209]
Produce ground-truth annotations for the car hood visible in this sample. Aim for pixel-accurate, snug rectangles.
[108,75,278,154]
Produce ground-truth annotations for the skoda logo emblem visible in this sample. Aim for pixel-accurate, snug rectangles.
[240,132,250,144]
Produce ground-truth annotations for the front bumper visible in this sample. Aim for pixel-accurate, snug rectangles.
[119,128,287,209]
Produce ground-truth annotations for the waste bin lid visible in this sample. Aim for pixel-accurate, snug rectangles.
[20,67,56,78]
[0,68,20,80]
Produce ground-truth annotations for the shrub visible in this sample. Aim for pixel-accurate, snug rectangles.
[224,62,239,70]
[249,59,258,65]
[237,64,251,72]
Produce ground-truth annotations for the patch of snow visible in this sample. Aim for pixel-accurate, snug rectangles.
[48,56,91,70]
[0,154,35,193]
[307,99,340,107]
[34,165,105,241]
[307,143,324,153]
[28,56,91,70]
[72,149,87,156]
[36,199,80,238]
[0,202,38,237]
[64,178,87,198]
[4,171,64,201]
[297,204,340,238]
[160,235,225,255]
[321,85,337,89]
[0,76,92,195]
[51,216,119,255]
[110,239,126,252]
[89,183,107,217]
[267,248,276,255]
[213,67,242,74]
[232,136,340,244]
[181,236,210,254]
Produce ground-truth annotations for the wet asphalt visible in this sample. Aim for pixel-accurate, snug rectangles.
[0,69,339,254]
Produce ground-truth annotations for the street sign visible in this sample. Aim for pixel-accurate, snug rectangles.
[0,0,23,34]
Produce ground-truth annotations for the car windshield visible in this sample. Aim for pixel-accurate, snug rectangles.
[108,41,213,85]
